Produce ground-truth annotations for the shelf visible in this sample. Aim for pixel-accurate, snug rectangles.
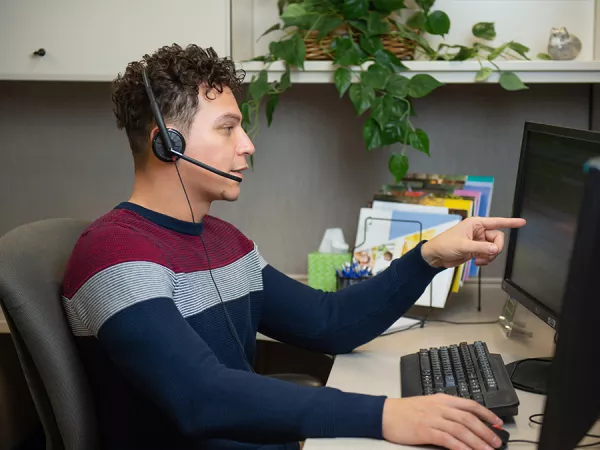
[238,60,600,84]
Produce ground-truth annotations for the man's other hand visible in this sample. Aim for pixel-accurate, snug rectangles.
[420,217,526,269]
[382,395,504,450]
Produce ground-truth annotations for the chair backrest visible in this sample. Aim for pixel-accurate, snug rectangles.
[0,218,99,450]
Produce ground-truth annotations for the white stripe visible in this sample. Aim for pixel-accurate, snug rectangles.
[173,249,263,316]
[255,243,268,269]
[68,261,176,335]
[63,248,265,336]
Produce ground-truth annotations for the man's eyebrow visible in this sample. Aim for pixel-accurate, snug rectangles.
[214,113,241,124]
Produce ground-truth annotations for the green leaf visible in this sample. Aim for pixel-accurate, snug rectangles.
[408,74,444,98]
[359,35,384,55]
[406,11,426,31]
[259,23,281,40]
[475,67,493,82]
[366,11,391,36]
[451,45,477,61]
[266,93,279,127]
[348,19,369,36]
[488,43,508,61]
[373,0,406,13]
[334,67,352,98]
[241,102,251,131]
[508,41,530,59]
[389,153,409,182]
[409,128,430,155]
[472,22,496,40]
[249,70,270,101]
[499,72,528,91]
[425,11,450,36]
[382,121,408,146]
[371,95,393,127]
[269,34,306,68]
[281,4,310,28]
[386,73,410,98]
[361,64,390,90]
[374,49,408,72]
[363,118,384,151]
[473,42,496,53]
[341,0,369,20]
[415,0,435,13]
[537,52,552,60]
[332,36,365,66]
[316,16,344,40]
[279,66,292,90]
[349,84,375,115]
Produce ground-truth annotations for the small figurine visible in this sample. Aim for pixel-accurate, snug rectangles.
[548,27,582,60]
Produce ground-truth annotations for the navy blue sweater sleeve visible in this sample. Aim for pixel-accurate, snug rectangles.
[259,241,445,354]
[94,297,387,444]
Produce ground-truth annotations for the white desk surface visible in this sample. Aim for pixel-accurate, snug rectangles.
[304,284,600,449]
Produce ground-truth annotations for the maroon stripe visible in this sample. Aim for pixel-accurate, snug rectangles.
[62,210,254,298]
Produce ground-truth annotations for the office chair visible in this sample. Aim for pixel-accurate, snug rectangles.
[0,218,99,450]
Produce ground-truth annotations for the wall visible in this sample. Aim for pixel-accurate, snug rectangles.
[0,80,593,278]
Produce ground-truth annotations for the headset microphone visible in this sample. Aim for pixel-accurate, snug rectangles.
[141,68,242,183]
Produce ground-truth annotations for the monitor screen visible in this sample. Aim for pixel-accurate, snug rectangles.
[502,123,600,329]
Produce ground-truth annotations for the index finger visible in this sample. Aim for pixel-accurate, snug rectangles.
[480,217,526,230]
[447,396,503,426]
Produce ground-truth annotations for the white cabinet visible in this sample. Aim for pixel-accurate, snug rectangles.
[0,0,231,81]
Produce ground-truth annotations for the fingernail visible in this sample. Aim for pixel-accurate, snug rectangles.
[489,244,498,254]
[495,418,503,425]
[494,437,502,447]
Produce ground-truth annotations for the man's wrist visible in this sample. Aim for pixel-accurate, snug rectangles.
[420,241,443,268]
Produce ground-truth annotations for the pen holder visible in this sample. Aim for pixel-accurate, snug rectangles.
[335,274,371,291]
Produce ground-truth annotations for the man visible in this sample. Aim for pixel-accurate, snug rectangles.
[62,44,525,450]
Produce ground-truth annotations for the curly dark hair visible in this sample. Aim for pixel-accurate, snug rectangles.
[111,44,246,165]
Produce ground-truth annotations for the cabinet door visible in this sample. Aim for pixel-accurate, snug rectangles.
[0,0,230,81]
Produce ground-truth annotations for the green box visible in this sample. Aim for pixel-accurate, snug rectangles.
[308,252,352,292]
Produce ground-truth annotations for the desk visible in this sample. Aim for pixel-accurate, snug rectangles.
[304,284,600,449]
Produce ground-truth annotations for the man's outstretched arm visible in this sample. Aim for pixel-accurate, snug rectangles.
[259,241,443,354]
[259,216,527,354]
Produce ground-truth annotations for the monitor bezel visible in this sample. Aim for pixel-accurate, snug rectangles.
[502,122,600,331]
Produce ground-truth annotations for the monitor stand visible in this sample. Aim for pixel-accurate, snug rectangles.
[505,357,553,395]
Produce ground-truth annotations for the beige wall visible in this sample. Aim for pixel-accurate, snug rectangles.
[0,80,593,277]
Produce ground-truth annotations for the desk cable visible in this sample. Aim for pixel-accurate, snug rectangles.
[507,414,600,447]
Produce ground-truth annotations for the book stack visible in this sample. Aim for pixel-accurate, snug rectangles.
[353,173,495,310]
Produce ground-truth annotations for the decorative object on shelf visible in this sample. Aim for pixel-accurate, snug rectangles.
[241,0,552,182]
[548,27,582,61]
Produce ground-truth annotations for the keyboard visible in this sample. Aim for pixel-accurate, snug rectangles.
[400,341,520,418]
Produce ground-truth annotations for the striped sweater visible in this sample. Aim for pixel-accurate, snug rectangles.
[61,202,443,450]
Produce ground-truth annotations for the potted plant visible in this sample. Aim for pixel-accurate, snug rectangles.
[241,0,551,182]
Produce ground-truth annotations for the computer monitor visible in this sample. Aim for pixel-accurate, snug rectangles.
[501,122,600,394]
[538,157,600,449]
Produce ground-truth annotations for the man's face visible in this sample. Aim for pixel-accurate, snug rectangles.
[177,86,254,203]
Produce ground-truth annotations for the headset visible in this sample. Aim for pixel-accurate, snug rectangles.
[141,67,253,372]
[141,68,242,183]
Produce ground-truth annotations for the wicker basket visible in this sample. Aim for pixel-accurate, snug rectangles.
[303,25,417,61]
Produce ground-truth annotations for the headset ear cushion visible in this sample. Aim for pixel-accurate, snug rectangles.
[152,129,186,162]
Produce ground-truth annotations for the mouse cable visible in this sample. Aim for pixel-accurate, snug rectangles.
[175,163,255,374]
[508,413,600,447]
[404,315,500,325]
